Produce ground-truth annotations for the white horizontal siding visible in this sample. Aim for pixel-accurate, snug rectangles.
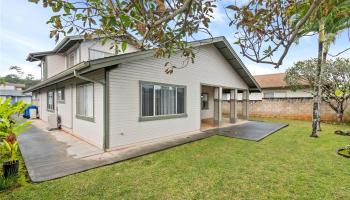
[57,84,73,129]
[34,70,105,149]
[72,69,105,148]
[46,54,66,78]
[108,44,248,148]
[80,39,139,62]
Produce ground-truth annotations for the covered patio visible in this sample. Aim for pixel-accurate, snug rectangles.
[200,84,250,131]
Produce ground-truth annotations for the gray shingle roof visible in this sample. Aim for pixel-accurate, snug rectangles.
[0,90,31,97]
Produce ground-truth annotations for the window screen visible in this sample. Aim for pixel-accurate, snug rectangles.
[77,83,94,118]
[141,83,185,117]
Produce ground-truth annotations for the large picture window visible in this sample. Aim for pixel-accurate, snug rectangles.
[141,82,186,120]
[47,90,55,111]
[77,83,94,120]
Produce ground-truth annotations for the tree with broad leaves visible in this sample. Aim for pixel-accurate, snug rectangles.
[295,0,350,135]
[227,0,349,137]
[30,0,349,135]
[28,0,217,73]
[285,58,350,123]
[0,66,40,89]
[9,66,24,78]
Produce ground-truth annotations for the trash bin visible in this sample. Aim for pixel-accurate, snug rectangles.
[24,105,38,119]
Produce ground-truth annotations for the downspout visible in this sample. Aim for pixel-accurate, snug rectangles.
[73,69,108,151]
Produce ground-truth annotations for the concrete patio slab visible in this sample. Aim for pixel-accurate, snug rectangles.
[18,120,216,182]
[19,120,287,182]
[206,121,288,141]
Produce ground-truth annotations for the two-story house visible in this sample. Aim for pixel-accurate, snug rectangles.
[26,35,260,151]
[0,82,32,104]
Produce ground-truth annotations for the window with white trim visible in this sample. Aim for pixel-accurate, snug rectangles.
[47,90,55,111]
[89,49,113,60]
[263,91,287,98]
[263,92,274,98]
[141,83,185,118]
[67,51,76,68]
[57,88,65,103]
[77,83,94,119]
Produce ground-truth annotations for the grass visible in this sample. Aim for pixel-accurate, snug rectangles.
[1,118,350,199]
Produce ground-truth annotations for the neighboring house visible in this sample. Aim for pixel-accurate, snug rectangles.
[0,83,32,104]
[232,73,350,122]
[26,36,260,150]
[251,73,312,100]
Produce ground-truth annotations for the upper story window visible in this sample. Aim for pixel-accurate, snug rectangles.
[67,51,76,68]
[89,49,113,60]
[140,82,186,121]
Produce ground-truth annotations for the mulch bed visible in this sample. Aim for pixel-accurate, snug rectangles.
[335,130,350,136]
[337,148,350,158]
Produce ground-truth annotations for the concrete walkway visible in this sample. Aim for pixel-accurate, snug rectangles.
[19,120,287,182]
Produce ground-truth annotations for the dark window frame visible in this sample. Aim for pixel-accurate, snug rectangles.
[76,82,95,122]
[57,87,65,103]
[47,90,55,112]
[201,93,209,110]
[139,81,187,122]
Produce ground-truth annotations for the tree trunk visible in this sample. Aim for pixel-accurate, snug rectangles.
[317,35,330,131]
[336,112,344,122]
[311,32,325,137]
[311,92,319,137]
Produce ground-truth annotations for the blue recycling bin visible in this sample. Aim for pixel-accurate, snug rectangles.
[24,105,38,119]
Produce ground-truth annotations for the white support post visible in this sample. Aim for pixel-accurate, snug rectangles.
[242,90,249,120]
[230,89,237,123]
[214,87,223,126]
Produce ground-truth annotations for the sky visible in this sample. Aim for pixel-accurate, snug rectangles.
[0,1,349,79]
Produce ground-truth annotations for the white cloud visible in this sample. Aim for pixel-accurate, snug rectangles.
[0,29,48,51]
[211,7,227,24]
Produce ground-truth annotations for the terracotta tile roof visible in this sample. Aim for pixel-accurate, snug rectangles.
[253,73,289,89]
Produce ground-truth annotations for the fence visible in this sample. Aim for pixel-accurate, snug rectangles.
[223,98,350,122]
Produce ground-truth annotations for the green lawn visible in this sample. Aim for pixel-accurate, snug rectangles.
[1,119,350,199]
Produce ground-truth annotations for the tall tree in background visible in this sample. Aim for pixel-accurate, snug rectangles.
[227,0,349,137]
[9,66,24,78]
[0,66,40,89]
[285,58,350,122]
[294,0,349,135]
[29,0,325,72]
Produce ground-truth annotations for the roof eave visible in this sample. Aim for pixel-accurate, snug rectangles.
[212,37,261,92]
[24,62,89,92]
[25,36,261,92]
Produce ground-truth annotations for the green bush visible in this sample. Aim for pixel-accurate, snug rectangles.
[0,98,31,190]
